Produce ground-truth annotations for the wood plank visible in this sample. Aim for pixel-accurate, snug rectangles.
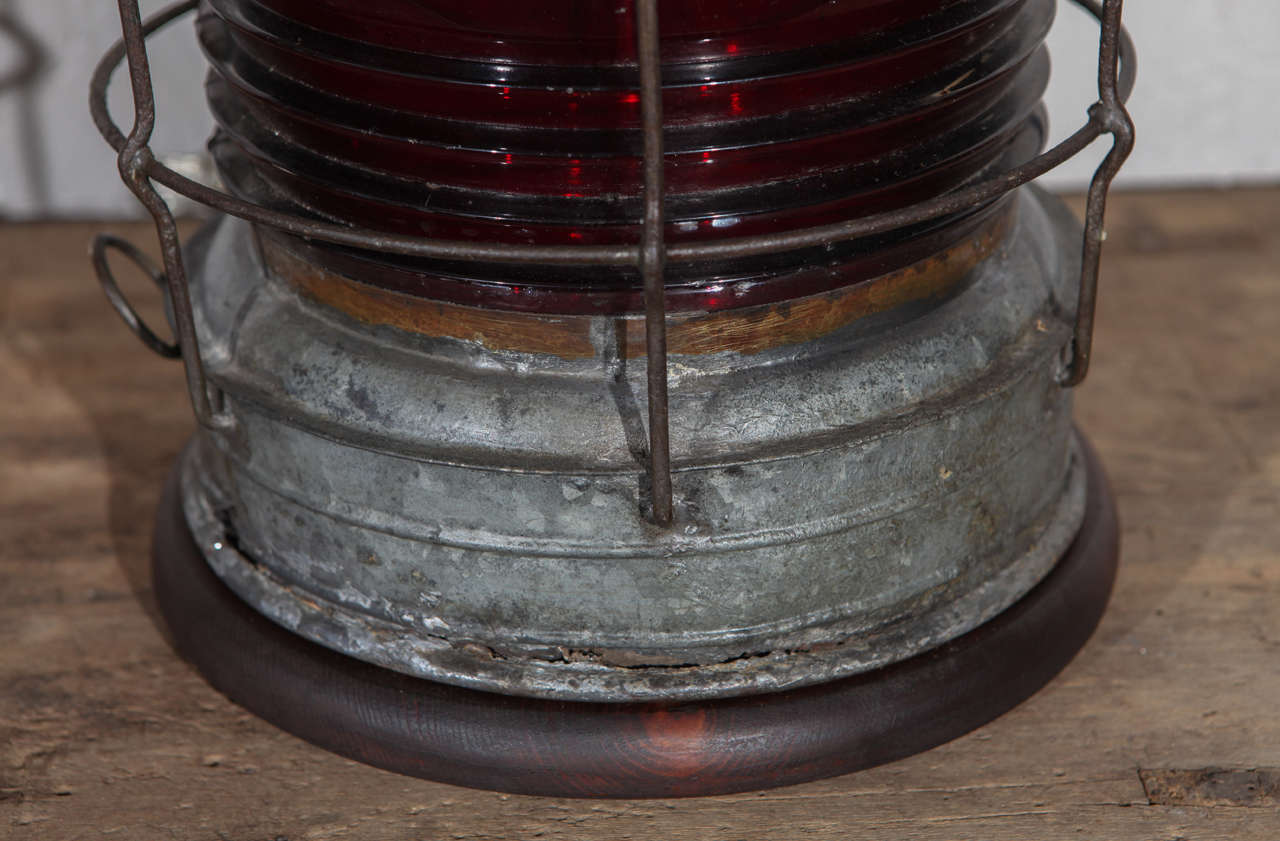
[2,190,1279,839]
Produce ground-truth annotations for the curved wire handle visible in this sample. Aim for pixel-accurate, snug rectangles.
[91,0,1134,525]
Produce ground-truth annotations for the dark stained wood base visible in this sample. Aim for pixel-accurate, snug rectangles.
[152,434,1119,799]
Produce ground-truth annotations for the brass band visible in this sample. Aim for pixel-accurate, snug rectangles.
[263,206,1012,359]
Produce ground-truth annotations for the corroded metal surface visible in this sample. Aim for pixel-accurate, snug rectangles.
[174,187,1088,701]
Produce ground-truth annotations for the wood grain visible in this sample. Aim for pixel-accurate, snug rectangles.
[3,188,1280,838]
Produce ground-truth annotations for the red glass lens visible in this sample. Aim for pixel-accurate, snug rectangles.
[209,0,1039,130]
[200,0,1053,315]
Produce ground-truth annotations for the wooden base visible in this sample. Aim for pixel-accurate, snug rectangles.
[153,436,1118,799]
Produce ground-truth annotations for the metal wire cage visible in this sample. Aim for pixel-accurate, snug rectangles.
[89,0,1134,527]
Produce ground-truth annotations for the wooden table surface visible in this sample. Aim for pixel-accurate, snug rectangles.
[3,189,1278,839]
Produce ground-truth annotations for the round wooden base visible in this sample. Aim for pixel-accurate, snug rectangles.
[153,436,1118,799]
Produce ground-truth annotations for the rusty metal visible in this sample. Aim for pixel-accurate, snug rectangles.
[1060,0,1136,386]
[90,0,1134,528]
[261,205,1009,358]
[635,0,672,525]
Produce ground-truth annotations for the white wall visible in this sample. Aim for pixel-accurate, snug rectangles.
[0,0,210,219]
[1,0,1277,219]
[1040,0,1280,189]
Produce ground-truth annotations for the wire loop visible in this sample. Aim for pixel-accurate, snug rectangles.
[91,232,182,359]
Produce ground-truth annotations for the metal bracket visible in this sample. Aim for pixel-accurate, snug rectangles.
[91,0,1134,525]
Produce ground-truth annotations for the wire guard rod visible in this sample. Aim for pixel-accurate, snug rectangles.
[105,0,235,434]
[634,0,673,526]
[1059,0,1135,386]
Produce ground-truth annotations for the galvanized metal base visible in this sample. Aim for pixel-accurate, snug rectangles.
[153,430,1118,798]
[179,187,1091,703]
